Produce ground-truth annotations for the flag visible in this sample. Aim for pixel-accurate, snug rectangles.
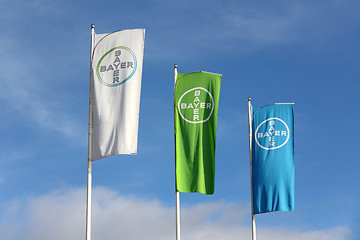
[251,103,294,214]
[90,29,145,161]
[175,71,221,195]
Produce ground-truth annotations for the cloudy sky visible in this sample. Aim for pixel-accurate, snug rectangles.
[0,0,359,239]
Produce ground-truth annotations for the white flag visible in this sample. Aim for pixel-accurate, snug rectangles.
[91,29,145,161]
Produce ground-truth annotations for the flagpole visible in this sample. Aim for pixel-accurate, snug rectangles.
[248,97,256,240]
[174,64,181,240]
[86,24,95,240]
[176,190,180,240]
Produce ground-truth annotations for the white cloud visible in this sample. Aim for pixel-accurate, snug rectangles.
[146,0,360,62]
[0,41,85,143]
[0,187,352,240]
[146,1,302,58]
[258,226,351,240]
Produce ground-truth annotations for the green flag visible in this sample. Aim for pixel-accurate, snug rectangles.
[175,71,221,195]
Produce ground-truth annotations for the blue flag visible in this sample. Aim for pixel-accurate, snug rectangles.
[252,104,294,214]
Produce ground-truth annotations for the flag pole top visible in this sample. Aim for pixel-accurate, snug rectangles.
[248,97,251,102]
[91,24,95,29]
[174,64,178,69]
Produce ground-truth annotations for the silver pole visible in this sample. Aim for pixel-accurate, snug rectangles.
[248,98,256,240]
[174,64,181,240]
[176,190,181,240]
[86,24,95,240]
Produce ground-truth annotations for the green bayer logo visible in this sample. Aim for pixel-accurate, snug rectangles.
[177,87,214,124]
[96,46,137,87]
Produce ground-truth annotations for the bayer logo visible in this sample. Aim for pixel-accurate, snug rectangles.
[254,117,290,150]
[96,46,137,87]
[177,87,214,124]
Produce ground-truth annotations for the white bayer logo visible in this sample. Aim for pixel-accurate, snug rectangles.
[177,87,214,124]
[254,117,290,150]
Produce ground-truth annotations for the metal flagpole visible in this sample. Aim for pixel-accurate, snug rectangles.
[174,64,181,240]
[176,190,180,240]
[86,24,95,240]
[248,98,256,240]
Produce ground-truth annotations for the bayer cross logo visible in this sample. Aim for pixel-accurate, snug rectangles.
[96,46,137,87]
[177,87,214,124]
[254,118,290,150]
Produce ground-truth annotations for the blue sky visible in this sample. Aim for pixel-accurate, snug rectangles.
[0,0,359,239]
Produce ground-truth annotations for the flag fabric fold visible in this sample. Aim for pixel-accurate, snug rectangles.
[174,71,221,195]
[252,103,295,214]
[90,29,145,161]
